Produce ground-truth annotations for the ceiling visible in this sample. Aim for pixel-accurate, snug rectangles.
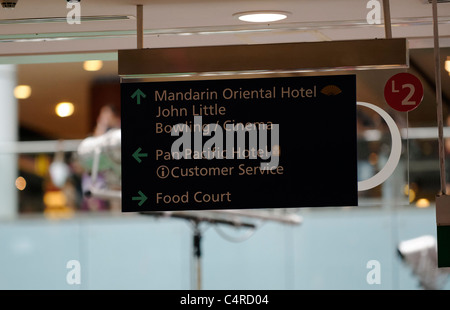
[1,0,450,56]
[3,0,450,140]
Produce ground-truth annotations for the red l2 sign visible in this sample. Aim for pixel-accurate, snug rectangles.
[384,72,424,112]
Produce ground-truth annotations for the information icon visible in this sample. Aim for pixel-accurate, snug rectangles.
[384,72,424,112]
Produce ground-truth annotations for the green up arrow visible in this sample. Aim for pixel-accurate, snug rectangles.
[132,191,148,206]
[132,147,148,163]
[131,89,146,105]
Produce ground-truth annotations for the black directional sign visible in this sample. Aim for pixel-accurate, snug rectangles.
[121,75,358,212]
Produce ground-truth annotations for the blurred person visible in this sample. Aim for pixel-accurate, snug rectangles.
[93,104,121,136]
[445,114,450,194]
[81,104,121,212]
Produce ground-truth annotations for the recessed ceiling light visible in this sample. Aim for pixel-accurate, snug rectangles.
[233,11,290,23]
[55,102,74,118]
[416,198,430,208]
[446,57,450,74]
[83,60,103,71]
[14,85,31,99]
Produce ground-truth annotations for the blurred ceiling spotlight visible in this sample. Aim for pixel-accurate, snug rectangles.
[55,102,74,118]
[416,198,430,208]
[446,57,450,74]
[398,235,450,290]
[14,85,31,99]
[83,60,103,71]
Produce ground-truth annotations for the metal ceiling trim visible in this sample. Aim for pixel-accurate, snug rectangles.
[0,16,448,44]
[0,15,135,25]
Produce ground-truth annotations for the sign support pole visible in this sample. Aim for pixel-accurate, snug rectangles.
[192,221,202,290]
[432,0,446,194]
[140,211,258,290]
[137,5,144,49]
[382,0,392,39]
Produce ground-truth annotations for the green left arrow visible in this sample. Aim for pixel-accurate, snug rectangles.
[132,147,148,163]
[132,191,147,206]
[131,89,146,105]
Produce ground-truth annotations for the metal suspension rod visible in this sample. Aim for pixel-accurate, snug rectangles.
[383,0,392,39]
[432,0,447,195]
[137,4,143,49]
